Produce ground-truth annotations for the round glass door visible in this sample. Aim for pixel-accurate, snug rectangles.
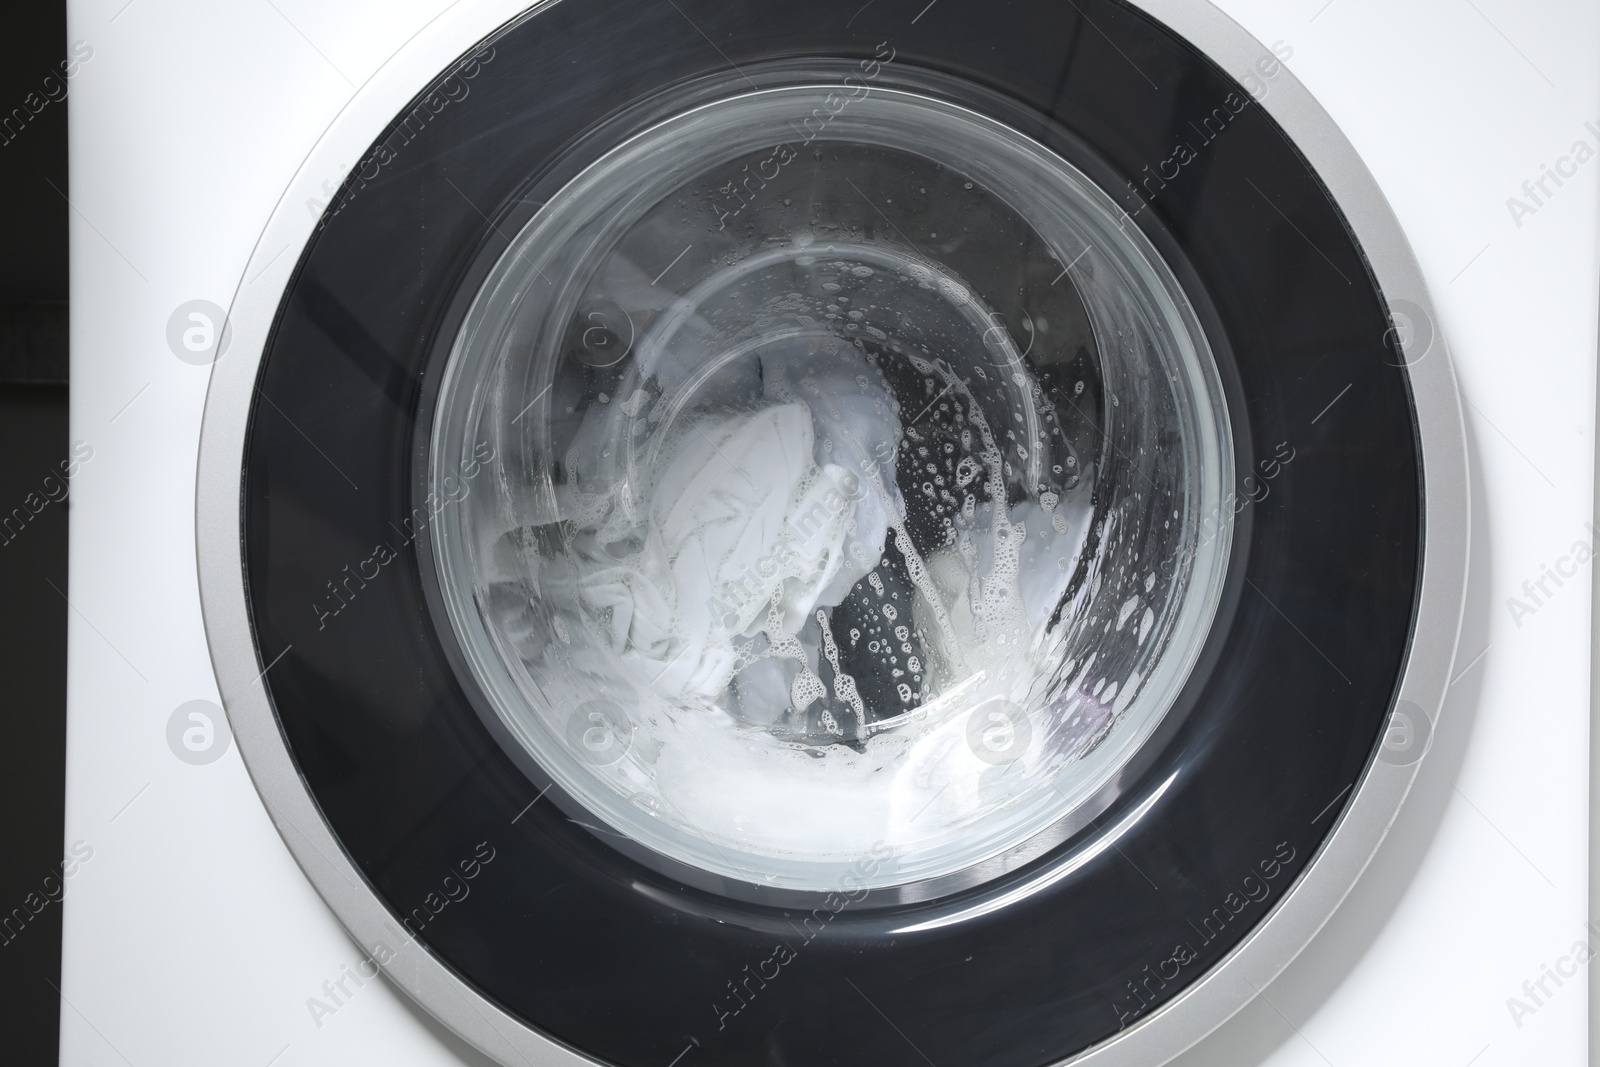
[427,75,1232,894]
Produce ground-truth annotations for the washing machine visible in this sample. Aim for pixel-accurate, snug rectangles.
[61,0,1596,1065]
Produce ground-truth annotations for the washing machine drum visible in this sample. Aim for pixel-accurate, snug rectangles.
[229,1,1440,1064]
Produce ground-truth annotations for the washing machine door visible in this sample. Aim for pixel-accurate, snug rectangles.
[197,1,1467,1064]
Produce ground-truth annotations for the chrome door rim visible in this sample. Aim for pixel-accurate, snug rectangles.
[194,2,1468,1064]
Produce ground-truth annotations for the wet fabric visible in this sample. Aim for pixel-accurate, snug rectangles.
[555,341,905,721]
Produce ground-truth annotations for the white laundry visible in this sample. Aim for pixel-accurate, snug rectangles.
[759,340,903,606]
[559,342,905,719]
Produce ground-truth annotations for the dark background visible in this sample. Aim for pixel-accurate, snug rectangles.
[0,1,70,1062]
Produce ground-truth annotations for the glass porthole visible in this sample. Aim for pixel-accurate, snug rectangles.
[427,76,1232,893]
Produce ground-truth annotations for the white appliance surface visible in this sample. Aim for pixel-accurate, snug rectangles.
[61,1,1597,1065]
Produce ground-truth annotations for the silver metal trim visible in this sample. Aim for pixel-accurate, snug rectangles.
[194,1,1469,1065]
